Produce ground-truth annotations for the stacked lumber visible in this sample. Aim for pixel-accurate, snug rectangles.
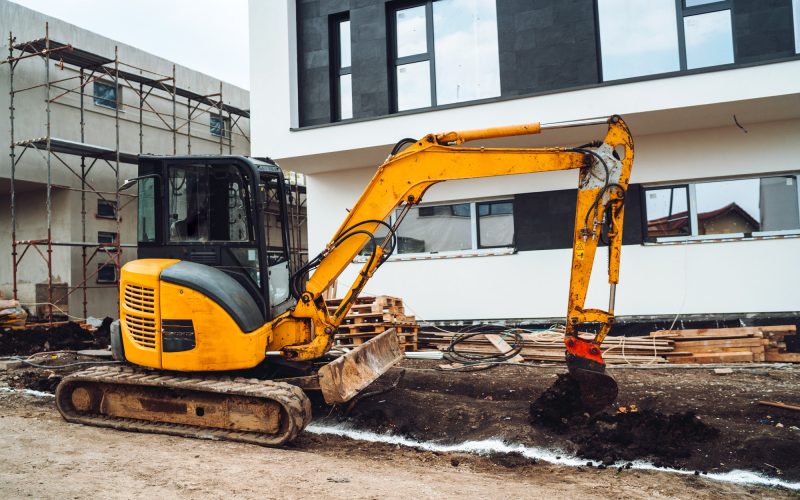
[417,330,672,364]
[0,299,28,329]
[327,295,418,352]
[651,325,797,364]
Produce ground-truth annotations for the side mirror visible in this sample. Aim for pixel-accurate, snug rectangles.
[119,174,160,191]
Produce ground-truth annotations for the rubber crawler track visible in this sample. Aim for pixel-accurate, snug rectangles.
[55,365,313,446]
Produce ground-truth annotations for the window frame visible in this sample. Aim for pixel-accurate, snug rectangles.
[643,173,800,244]
[330,13,353,121]
[93,80,121,110]
[596,0,736,81]
[96,262,119,284]
[675,0,736,71]
[96,199,117,220]
[643,184,693,240]
[389,2,437,112]
[357,197,515,261]
[210,114,230,138]
[475,200,515,249]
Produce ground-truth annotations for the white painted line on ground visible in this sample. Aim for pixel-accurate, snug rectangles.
[0,385,55,398]
[307,422,800,491]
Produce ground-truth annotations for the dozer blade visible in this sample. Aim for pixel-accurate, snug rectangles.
[566,353,619,414]
[318,328,403,404]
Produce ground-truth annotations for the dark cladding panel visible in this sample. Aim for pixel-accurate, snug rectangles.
[514,185,643,251]
[497,0,600,97]
[297,1,332,126]
[350,3,390,118]
[732,0,796,63]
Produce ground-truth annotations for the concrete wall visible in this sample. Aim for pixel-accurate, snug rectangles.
[0,0,251,319]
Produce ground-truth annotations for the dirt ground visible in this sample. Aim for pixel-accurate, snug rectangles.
[1,358,799,498]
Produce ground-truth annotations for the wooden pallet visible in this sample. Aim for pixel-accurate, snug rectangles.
[326,295,405,316]
[335,329,419,352]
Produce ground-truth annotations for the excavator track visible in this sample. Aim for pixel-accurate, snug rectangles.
[55,365,312,446]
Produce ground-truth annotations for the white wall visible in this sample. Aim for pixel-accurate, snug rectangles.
[306,120,800,320]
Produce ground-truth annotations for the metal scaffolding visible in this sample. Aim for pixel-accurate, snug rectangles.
[4,22,253,322]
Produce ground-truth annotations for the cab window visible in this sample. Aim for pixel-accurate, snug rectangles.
[167,163,252,243]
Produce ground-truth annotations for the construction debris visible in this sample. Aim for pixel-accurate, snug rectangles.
[418,328,672,365]
[328,296,419,352]
[0,319,111,356]
[0,299,28,329]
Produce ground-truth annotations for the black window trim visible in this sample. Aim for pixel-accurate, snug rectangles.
[643,183,692,242]
[389,0,437,112]
[596,0,736,81]
[476,200,515,249]
[643,173,800,243]
[330,12,352,121]
[676,0,736,71]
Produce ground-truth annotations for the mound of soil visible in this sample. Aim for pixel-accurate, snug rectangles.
[313,361,797,477]
[0,319,111,356]
[573,410,719,467]
[529,373,719,466]
[529,373,588,430]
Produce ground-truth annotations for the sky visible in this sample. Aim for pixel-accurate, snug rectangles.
[9,0,251,89]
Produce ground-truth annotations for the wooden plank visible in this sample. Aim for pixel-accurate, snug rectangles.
[484,334,525,363]
[665,346,764,355]
[671,338,765,348]
[651,327,764,338]
[668,352,755,364]
[759,400,800,412]
[765,352,800,363]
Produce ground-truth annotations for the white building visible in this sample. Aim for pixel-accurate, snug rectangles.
[249,0,800,329]
[0,0,251,319]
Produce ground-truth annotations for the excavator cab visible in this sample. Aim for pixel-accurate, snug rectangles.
[135,155,296,324]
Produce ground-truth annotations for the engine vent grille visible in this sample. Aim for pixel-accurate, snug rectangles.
[125,314,157,350]
[124,284,155,314]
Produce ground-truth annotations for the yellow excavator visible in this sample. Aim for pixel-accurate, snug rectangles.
[56,115,633,445]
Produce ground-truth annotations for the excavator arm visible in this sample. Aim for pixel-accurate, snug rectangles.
[272,115,633,394]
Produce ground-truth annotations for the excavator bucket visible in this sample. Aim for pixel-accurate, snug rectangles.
[317,328,403,404]
[565,352,619,413]
[568,368,619,413]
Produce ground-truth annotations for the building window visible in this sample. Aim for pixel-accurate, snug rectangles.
[331,15,352,120]
[97,199,117,219]
[476,200,514,248]
[682,7,734,70]
[390,0,500,112]
[385,199,513,255]
[598,0,733,81]
[210,114,230,138]
[96,263,118,284]
[93,81,120,109]
[644,174,800,241]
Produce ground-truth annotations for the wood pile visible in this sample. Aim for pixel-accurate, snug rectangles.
[651,325,797,364]
[327,295,418,352]
[417,330,672,364]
